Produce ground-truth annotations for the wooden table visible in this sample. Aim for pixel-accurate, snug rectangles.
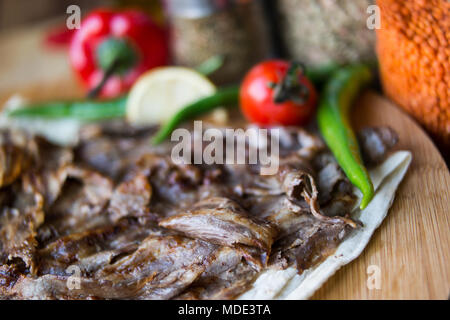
[1,23,449,300]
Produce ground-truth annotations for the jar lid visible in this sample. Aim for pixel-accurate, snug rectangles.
[163,0,236,19]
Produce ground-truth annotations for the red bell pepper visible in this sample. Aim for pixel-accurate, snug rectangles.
[69,9,168,98]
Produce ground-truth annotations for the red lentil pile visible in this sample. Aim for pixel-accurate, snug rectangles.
[376,0,449,146]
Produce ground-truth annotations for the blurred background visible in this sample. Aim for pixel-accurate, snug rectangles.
[0,0,377,90]
[0,0,448,159]
[0,0,112,31]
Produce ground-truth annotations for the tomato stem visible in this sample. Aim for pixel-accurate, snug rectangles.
[87,37,138,98]
[273,61,310,105]
[87,59,121,99]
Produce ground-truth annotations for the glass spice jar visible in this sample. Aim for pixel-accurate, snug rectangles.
[276,0,376,67]
[163,0,270,84]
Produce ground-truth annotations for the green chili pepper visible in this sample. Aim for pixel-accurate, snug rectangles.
[152,85,239,145]
[306,62,343,87]
[317,64,374,210]
[306,60,378,88]
[8,95,127,120]
[7,56,223,121]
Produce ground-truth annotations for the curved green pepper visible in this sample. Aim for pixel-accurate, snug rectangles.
[317,64,374,210]
[152,85,239,145]
[6,57,223,121]
[7,95,127,120]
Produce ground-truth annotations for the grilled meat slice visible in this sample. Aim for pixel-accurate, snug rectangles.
[41,166,113,238]
[248,126,325,160]
[244,193,353,272]
[0,176,44,273]
[270,213,350,271]
[0,145,28,188]
[226,149,356,226]
[91,234,218,299]
[265,197,311,238]
[275,156,356,227]
[0,130,37,188]
[0,134,74,273]
[0,264,23,295]
[27,138,73,210]
[0,132,73,204]
[108,173,152,222]
[37,219,163,276]
[137,154,231,219]
[313,152,357,216]
[175,247,258,300]
[358,126,399,165]
[160,197,278,252]
[7,233,217,300]
[138,154,200,202]
[76,122,161,180]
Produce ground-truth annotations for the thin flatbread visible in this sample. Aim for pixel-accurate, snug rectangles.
[239,151,412,300]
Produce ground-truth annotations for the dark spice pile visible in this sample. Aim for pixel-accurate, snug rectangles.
[276,0,376,67]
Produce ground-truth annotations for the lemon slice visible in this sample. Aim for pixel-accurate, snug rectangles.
[126,67,216,125]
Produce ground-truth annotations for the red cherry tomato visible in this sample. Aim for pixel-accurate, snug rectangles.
[240,60,317,126]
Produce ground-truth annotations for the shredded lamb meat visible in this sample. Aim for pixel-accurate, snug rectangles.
[160,197,278,252]
[0,123,397,300]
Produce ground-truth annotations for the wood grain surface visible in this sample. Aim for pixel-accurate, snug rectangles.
[312,92,450,300]
[0,23,449,300]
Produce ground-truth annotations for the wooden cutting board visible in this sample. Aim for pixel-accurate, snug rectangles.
[1,24,449,300]
[312,91,450,300]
